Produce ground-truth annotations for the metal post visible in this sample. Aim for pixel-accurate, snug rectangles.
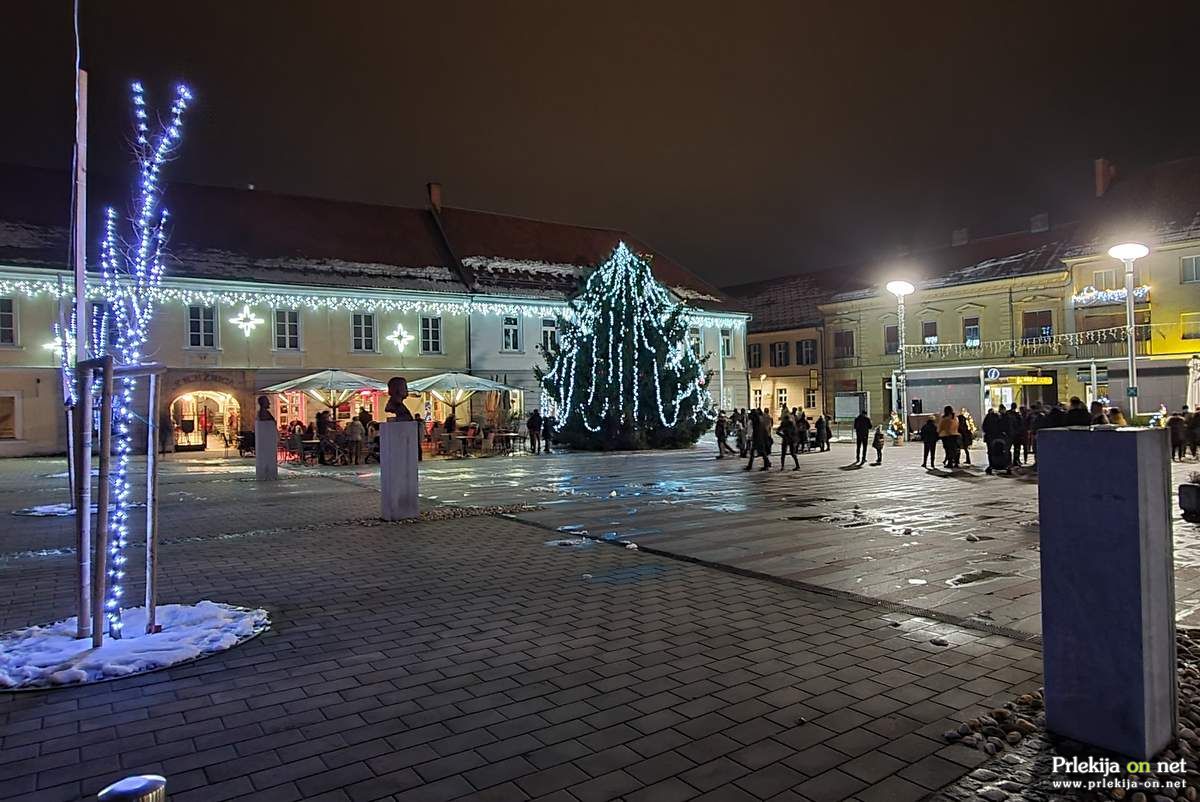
[145,373,161,633]
[978,368,987,419]
[73,70,87,375]
[1090,359,1099,406]
[92,358,113,648]
[896,295,908,424]
[73,369,92,639]
[1123,258,1139,416]
[718,330,726,410]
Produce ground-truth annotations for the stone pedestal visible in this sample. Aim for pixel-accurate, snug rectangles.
[380,420,419,520]
[1037,426,1176,759]
[254,420,278,482]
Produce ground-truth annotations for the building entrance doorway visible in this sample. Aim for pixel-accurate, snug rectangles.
[170,391,240,451]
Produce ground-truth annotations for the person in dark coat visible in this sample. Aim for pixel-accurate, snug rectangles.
[919,418,939,468]
[744,409,771,471]
[526,410,542,454]
[1046,403,1067,429]
[777,413,800,471]
[1168,410,1188,461]
[1064,397,1092,427]
[986,434,1012,475]
[853,411,872,465]
[981,409,1003,445]
[1188,408,1200,459]
[814,414,828,452]
[541,413,555,453]
[1089,401,1110,425]
[714,412,736,458]
[797,412,811,453]
[957,411,974,465]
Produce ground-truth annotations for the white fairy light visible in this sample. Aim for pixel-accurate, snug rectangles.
[230,304,264,336]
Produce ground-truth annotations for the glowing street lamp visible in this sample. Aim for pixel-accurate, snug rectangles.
[1107,243,1149,415]
[886,280,916,430]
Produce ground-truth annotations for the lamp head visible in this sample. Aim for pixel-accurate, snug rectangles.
[759,374,767,382]
[886,280,916,298]
[1107,242,1149,261]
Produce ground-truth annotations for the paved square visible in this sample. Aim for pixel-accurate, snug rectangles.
[0,448,1047,801]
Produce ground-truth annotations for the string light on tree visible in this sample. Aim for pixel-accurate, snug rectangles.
[386,324,414,352]
[230,304,263,336]
[94,81,192,639]
[538,242,714,449]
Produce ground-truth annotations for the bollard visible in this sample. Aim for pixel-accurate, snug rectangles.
[1037,426,1176,759]
[98,775,166,802]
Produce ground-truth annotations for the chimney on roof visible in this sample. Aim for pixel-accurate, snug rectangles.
[1030,212,1050,233]
[951,227,969,247]
[1094,158,1117,197]
[427,182,443,212]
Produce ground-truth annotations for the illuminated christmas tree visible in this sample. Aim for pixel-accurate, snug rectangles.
[538,243,713,449]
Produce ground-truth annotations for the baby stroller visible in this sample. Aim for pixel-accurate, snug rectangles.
[986,436,1012,475]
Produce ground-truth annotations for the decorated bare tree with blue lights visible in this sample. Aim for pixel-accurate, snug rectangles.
[95,81,192,638]
[538,243,713,450]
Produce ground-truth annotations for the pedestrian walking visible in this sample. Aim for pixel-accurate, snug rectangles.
[777,412,800,470]
[919,418,939,467]
[1168,410,1188,461]
[345,416,366,464]
[814,414,828,452]
[853,410,872,465]
[957,410,974,466]
[715,411,737,458]
[797,412,811,452]
[870,426,885,465]
[744,409,771,471]
[527,410,543,454]
[541,412,555,453]
[734,412,748,457]
[938,406,960,468]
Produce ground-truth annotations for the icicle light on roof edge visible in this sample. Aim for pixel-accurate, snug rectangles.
[0,277,746,329]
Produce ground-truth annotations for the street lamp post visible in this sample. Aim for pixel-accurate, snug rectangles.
[886,280,916,434]
[1107,243,1149,416]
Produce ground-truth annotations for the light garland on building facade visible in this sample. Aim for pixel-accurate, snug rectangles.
[901,322,1167,360]
[1071,284,1151,308]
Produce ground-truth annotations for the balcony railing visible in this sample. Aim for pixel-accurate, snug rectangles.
[900,323,1182,363]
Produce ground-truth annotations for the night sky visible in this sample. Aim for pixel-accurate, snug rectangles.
[4,1,1199,285]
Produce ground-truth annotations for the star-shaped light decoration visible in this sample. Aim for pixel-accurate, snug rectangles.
[386,324,414,353]
[231,305,264,336]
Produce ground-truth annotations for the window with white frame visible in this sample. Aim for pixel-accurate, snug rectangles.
[420,315,442,353]
[1092,269,1117,291]
[0,392,17,439]
[776,387,788,411]
[962,316,981,347]
[1183,255,1200,284]
[883,324,899,355]
[752,388,762,410]
[501,315,521,351]
[541,318,558,353]
[0,298,14,345]
[805,388,817,409]
[689,327,703,357]
[921,320,938,345]
[351,313,376,352]
[187,305,217,348]
[748,342,762,369]
[769,341,790,367]
[720,328,732,358]
[274,309,300,350]
[797,339,817,365]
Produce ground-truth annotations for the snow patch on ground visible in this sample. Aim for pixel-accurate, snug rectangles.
[0,601,270,690]
[12,502,145,517]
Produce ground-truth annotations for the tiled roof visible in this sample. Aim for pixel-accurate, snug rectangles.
[0,163,742,312]
[723,269,845,333]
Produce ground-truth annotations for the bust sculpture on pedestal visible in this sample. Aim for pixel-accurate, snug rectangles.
[256,395,275,421]
[385,377,414,421]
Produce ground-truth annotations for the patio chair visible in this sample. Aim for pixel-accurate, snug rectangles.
[481,433,495,453]
[437,433,453,455]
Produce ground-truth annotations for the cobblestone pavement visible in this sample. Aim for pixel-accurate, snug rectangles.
[1,509,1040,802]
[4,442,1199,639]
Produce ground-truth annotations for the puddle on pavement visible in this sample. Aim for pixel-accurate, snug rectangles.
[545,538,591,548]
[946,569,1015,587]
[784,515,825,521]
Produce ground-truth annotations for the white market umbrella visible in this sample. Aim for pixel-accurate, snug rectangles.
[260,369,388,409]
[1189,356,1200,411]
[406,372,522,418]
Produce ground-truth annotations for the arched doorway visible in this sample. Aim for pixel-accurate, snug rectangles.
[170,391,241,451]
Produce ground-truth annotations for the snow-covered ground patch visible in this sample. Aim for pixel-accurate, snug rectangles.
[0,601,270,690]
[12,501,145,517]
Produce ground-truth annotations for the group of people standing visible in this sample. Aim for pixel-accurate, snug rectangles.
[526,410,556,454]
[715,407,832,471]
[1164,406,1200,461]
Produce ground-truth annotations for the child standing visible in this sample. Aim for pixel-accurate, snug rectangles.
[871,426,885,465]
